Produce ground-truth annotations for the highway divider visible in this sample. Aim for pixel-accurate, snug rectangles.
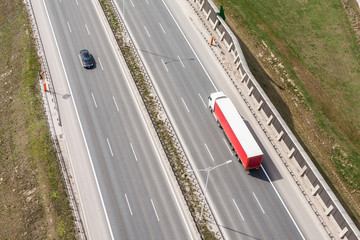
[99,0,222,238]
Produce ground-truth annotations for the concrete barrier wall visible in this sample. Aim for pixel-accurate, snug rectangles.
[192,0,360,239]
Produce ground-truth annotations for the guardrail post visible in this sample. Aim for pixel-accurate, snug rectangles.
[266,115,273,125]
[300,165,307,176]
[206,9,211,20]
[311,184,320,196]
[257,100,264,111]
[277,131,284,141]
[288,147,296,158]
[213,19,218,30]
[325,205,334,216]
[248,86,254,96]
[339,227,348,239]
[200,1,205,11]
[220,31,225,41]
[241,74,247,82]
[227,42,233,52]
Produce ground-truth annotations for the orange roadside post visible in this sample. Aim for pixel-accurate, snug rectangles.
[42,72,47,92]
[210,36,214,45]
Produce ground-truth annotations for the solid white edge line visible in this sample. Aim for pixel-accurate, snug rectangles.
[67,20,72,32]
[161,58,168,72]
[253,192,265,214]
[223,138,233,155]
[204,143,215,161]
[159,22,166,34]
[177,55,185,68]
[107,138,114,157]
[98,57,104,70]
[63,132,92,236]
[75,0,79,6]
[232,198,244,221]
[103,0,195,238]
[181,97,190,113]
[150,199,160,222]
[85,24,91,36]
[261,166,305,239]
[91,92,98,108]
[145,0,149,5]
[198,93,206,108]
[161,0,217,92]
[143,25,151,37]
[43,1,115,239]
[125,193,133,215]
[112,96,119,112]
[130,0,135,7]
[161,2,305,239]
[130,142,138,162]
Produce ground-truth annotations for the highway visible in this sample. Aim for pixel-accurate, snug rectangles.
[31,0,197,239]
[115,0,330,239]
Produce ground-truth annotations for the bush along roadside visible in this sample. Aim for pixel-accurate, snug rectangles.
[99,0,218,238]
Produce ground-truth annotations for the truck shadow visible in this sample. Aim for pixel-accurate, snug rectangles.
[243,120,283,182]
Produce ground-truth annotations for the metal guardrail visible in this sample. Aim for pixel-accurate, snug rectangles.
[189,0,360,239]
[24,0,86,238]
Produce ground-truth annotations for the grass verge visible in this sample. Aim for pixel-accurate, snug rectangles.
[0,1,76,239]
[215,0,360,227]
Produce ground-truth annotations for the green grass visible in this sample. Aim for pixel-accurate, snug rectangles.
[215,0,360,226]
[0,1,76,239]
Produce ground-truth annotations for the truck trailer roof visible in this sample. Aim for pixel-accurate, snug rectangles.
[216,97,263,158]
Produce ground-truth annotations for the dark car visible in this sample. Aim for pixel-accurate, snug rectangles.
[80,49,94,69]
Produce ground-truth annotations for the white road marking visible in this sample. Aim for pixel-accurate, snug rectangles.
[261,166,305,239]
[130,0,135,7]
[44,0,114,238]
[112,96,119,112]
[107,138,114,157]
[232,199,244,221]
[94,1,194,238]
[145,0,149,4]
[78,54,83,66]
[125,194,133,215]
[91,92,98,108]
[159,23,166,34]
[161,0,218,92]
[130,142,138,162]
[161,59,168,72]
[151,199,160,222]
[223,138,233,155]
[204,143,215,161]
[59,0,61,3]
[75,0,79,6]
[144,26,151,37]
[198,93,206,108]
[98,57,104,70]
[177,55,185,68]
[85,24,91,36]
[253,192,265,214]
[181,97,190,113]
[67,21,72,32]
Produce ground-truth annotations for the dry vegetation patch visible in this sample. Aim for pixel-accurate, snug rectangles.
[0,1,75,239]
[215,0,360,226]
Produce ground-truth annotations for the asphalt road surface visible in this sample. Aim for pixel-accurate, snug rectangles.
[32,0,198,239]
[114,0,330,239]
